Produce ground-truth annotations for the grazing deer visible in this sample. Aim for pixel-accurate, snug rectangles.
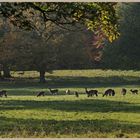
[66,89,71,95]
[112,89,115,96]
[85,88,92,97]
[85,88,98,97]
[0,90,7,97]
[75,91,79,97]
[121,88,127,96]
[130,89,138,94]
[49,88,58,95]
[103,89,115,97]
[37,91,45,97]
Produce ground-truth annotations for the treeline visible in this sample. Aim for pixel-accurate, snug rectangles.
[101,3,140,70]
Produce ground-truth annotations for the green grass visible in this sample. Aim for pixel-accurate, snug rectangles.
[8,69,140,86]
[0,69,140,138]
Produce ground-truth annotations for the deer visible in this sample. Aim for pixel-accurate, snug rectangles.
[85,88,98,97]
[0,90,7,97]
[112,89,115,96]
[49,88,58,95]
[36,91,45,97]
[121,88,127,96]
[75,91,79,97]
[103,89,115,97]
[66,89,71,95]
[130,89,138,94]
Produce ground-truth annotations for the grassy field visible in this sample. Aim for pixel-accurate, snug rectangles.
[0,69,140,138]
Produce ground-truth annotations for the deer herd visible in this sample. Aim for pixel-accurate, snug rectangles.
[35,88,139,97]
[0,88,139,98]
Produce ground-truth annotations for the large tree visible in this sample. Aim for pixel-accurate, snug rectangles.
[13,28,61,83]
[0,2,120,82]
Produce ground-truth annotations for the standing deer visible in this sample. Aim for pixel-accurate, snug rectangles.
[130,89,138,94]
[121,88,127,96]
[49,88,58,95]
[75,91,79,97]
[66,89,71,95]
[85,88,98,97]
[36,91,45,97]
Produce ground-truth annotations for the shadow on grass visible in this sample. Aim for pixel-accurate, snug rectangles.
[0,75,140,89]
[0,116,140,137]
[0,99,140,113]
[46,75,140,87]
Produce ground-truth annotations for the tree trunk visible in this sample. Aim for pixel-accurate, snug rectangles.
[39,70,46,83]
[3,65,11,78]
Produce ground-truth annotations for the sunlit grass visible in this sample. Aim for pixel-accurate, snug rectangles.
[0,69,140,137]
[0,87,140,138]
[11,69,140,78]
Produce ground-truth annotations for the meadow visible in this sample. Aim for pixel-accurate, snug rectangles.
[0,69,140,138]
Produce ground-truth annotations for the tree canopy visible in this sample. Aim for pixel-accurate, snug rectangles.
[0,2,120,82]
[102,3,140,70]
[0,2,119,42]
